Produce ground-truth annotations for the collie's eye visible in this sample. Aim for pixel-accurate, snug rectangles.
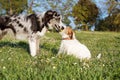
[56,17,60,21]
[55,13,57,16]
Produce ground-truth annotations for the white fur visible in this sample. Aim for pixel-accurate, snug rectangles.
[0,10,66,57]
[58,28,91,60]
[28,37,37,57]
[28,33,40,57]
[36,27,47,37]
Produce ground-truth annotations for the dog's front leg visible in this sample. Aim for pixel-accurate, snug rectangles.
[36,36,40,54]
[28,35,37,57]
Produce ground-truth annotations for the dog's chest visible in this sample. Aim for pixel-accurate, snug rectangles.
[62,40,82,51]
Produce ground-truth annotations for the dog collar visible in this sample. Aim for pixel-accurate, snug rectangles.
[62,37,71,40]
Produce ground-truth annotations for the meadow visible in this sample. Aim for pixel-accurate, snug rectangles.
[0,31,120,80]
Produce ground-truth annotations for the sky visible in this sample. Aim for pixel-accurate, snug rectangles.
[32,0,108,17]
[31,0,109,29]
[94,0,108,19]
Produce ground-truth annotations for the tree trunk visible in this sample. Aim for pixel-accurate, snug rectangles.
[85,25,88,31]
[28,0,34,14]
[9,0,13,15]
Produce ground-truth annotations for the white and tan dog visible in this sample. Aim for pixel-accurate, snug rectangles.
[58,27,91,60]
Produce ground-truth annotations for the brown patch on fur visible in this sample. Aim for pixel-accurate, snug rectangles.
[65,27,73,40]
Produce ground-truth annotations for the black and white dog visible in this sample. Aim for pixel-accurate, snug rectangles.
[0,10,65,56]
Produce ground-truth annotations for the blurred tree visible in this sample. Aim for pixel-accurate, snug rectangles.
[95,13,120,32]
[106,0,120,16]
[95,0,120,32]
[46,0,72,25]
[27,0,34,14]
[33,0,78,25]
[72,0,99,31]
[0,0,27,15]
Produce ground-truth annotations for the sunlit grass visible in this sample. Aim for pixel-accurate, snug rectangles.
[0,31,120,80]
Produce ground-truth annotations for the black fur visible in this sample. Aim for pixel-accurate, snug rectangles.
[23,27,28,32]
[27,14,38,32]
[43,10,60,28]
[0,16,9,30]
[0,16,16,34]
[0,10,63,35]
[0,10,65,56]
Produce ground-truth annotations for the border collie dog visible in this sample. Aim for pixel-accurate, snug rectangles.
[0,10,65,56]
[58,27,91,60]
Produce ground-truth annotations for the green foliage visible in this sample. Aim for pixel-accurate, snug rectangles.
[45,0,77,25]
[72,0,99,30]
[0,32,120,79]
[95,13,120,32]
[27,0,35,14]
[114,13,120,25]
[106,0,120,16]
[95,0,120,32]
[0,0,27,15]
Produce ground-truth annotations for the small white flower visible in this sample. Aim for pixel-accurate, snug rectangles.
[80,68,82,70]
[8,57,11,60]
[73,62,77,65]
[83,62,89,68]
[97,53,101,59]
[46,58,51,63]
[53,66,56,69]
[3,66,6,69]
[51,57,55,59]
[103,64,105,67]
[1,59,4,62]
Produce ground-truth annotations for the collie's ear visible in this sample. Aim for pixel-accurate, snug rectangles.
[67,27,73,39]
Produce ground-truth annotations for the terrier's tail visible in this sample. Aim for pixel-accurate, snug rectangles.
[96,53,101,59]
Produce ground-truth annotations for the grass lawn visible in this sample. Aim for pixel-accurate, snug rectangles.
[0,31,120,80]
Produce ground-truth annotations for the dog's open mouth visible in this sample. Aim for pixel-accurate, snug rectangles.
[54,24,61,32]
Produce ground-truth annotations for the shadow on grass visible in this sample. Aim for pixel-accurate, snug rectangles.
[114,36,120,49]
[0,41,58,55]
[0,41,29,54]
[115,36,120,40]
[115,36,120,44]
[41,43,58,55]
[0,71,6,80]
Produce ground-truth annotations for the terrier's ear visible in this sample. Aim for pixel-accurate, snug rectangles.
[69,30,73,39]
[67,27,73,39]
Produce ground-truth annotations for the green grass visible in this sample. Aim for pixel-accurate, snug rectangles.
[0,31,120,80]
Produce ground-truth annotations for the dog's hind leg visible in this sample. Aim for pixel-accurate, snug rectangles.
[0,30,7,40]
